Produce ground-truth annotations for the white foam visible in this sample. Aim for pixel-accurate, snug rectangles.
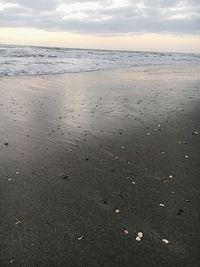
[0,45,200,77]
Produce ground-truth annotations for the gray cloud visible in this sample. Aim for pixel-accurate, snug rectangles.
[0,0,199,34]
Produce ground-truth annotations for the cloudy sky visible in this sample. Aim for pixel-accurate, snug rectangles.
[0,0,200,52]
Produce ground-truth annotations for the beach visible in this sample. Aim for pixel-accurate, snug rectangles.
[0,65,200,266]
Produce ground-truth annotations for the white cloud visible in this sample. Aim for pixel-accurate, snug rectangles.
[0,0,199,34]
[0,2,18,10]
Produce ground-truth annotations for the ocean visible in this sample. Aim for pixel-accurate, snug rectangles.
[0,44,200,77]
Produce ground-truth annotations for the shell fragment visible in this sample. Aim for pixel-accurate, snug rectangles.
[162,239,169,244]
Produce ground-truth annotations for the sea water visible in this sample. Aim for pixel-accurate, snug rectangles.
[0,44,200,77]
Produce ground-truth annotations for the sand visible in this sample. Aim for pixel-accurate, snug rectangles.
[0,65,200,266]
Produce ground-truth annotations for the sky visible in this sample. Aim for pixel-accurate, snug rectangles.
[0,0,200,52]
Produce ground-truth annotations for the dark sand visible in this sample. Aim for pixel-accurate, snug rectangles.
[0,65,200,266]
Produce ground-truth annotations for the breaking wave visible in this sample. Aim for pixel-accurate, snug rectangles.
[0,44,200,77]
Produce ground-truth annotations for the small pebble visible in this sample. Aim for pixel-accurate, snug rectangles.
[61,175,68,180]
[132,181,136,184]
[185,155,189,158]
[159,203,165,207]
[115,209,120,213]
[137,232,143,238]
[136,236,141,241]
[177,209,184,215]
[169,175,173,179]
[9,259,15,264]
[15,219,22,225]
[162,239,169,244]
[124,229,129,235]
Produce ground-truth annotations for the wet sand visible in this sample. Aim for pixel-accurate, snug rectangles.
[0,65,200,266]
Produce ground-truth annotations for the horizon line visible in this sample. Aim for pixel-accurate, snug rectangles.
[0,42,199,55]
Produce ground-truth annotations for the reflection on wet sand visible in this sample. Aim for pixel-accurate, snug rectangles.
[0,65,200,266]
